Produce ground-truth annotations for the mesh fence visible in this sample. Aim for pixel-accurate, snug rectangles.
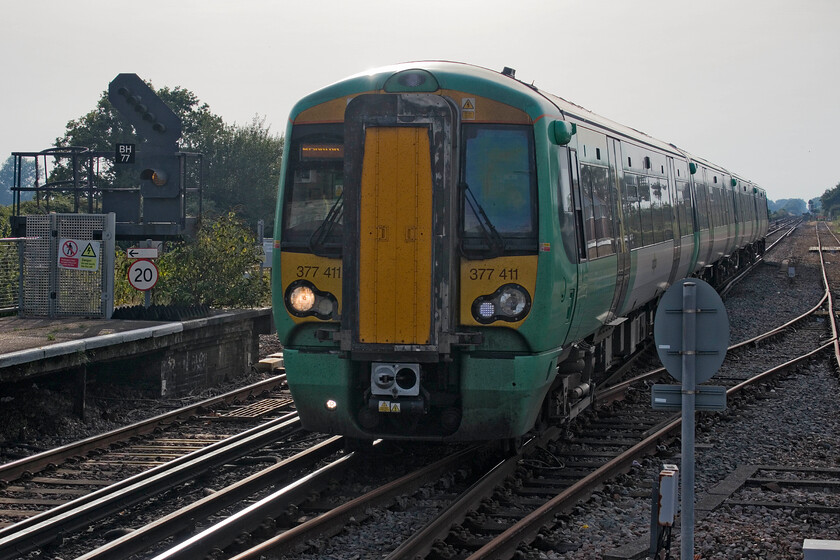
[24,214,113,318]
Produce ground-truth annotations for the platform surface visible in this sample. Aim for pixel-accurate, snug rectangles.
[0,309,273,393]
[0,316,171,356]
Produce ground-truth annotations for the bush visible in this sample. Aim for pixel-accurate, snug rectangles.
[114,212,270,309]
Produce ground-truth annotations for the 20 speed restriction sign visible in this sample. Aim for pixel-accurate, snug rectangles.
[128,259,159,291]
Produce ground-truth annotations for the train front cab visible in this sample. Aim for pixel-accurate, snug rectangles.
[275,73,574,442]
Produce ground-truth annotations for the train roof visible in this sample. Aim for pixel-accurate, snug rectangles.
[291,61,763,196]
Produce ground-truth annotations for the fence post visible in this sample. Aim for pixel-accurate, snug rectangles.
[102,212,116,319]
[17,239,24,316]
[49,213,58,318]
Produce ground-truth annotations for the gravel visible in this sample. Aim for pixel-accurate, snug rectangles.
[534,224,840,559]
[0,333,281,461]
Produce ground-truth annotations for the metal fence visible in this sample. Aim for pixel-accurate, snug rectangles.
[23,213,115,318]
[0,239,23,313]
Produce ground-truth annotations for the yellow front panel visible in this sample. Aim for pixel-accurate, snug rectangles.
[460,255,538,327]
[359,127,433,344]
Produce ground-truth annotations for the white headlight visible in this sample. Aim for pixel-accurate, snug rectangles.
[289,285,315,312]
[499,289,527,316]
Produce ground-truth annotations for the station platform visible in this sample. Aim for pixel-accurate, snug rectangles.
[0,309,273,397]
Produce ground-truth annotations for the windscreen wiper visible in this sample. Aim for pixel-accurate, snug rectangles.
[309,193,344,256]
[462,181,505,257]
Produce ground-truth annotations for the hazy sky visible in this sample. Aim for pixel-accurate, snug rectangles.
[3,0,838,202]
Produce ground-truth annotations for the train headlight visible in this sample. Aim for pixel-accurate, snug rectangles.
[284,280,339,320]
[289,285,315,313]
[471,284,532,324]
[499,289,528,316]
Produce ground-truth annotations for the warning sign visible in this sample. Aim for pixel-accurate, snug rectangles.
[377,401,402,413]
[58,239,100,271]
[461,98,476,121]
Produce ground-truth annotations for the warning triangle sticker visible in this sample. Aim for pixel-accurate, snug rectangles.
[82,243,97,257]
[462,99,475,110]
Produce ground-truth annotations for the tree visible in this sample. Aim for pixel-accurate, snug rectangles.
[152,212,269,307]
[821,182,840,218]
[0,156,36,206]
[53,82,282,234]
[204,116,282,234]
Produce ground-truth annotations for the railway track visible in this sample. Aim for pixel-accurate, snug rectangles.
[217,220,833,559]
[117,220,832,559]
[0,376,300,558]
[3,220,836,559]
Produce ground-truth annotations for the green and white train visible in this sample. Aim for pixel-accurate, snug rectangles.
[271,61,768,443]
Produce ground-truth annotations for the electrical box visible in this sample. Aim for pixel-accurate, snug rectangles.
[658,464,680,526]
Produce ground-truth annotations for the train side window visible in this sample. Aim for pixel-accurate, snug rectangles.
[623,174,642,249]
[695,183,710,230]
[580,163,614,258]
[637,176,654,245]
[557,148,586,262]
[677,181,692,234]
[659,177,674,240]
[650,178,665,243]
[579,164,598,259]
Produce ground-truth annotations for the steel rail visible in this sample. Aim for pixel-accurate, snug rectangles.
[155,443,483,560]
[600,222,815,403]
[0,375,286,483]
[719,220,797,297]
[76,436,345,560]
[382,430,558,560]
[0,413,301,560]
[815,222,840,368]
[467,338,836,559]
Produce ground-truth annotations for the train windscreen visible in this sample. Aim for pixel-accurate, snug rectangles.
[460,124,537,257]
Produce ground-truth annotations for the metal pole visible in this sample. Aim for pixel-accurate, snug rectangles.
[144,238,152,309]
[681,281,697,559]
[16,239,24,317]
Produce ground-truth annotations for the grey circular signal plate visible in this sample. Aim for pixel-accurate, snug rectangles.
[654,278,729,384]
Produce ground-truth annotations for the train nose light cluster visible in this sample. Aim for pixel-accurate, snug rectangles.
[284,280,338,320]
[471,284,532,324]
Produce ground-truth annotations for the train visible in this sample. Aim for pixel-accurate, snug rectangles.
[270,61,768,444]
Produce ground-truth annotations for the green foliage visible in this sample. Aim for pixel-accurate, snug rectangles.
[53,82,282,236]
[0,156,36,206]
[203,116,283,235]
[151,212,269,307]
[0,241,20,308]
[821,182,840,218]
[113,250,144,307]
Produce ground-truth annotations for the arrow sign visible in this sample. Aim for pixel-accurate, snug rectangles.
[127,247,159,259]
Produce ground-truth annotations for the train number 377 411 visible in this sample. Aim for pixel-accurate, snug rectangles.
[468,268,519,281]
[296,265,342,279]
